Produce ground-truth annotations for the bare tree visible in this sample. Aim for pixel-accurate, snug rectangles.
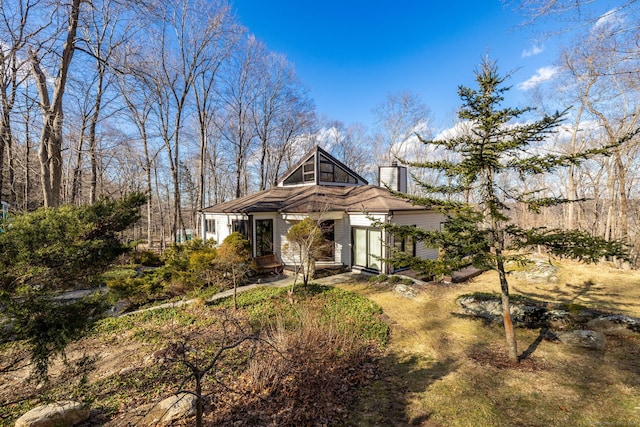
[217,35,261,198]
[559,12,640,246]
[320,120,373,180]
[250,48,313,190]
[192,8,239,232]
[0,0,43,205]
[29,0,82,207]
[78,0,131,204]
[372,90,431,166]
[264,89,315,187]
[146,0,234,242]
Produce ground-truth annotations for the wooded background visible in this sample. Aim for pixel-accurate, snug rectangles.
[0,0,638,260]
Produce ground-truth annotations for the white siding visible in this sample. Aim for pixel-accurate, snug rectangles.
[392,211,445,259]
[278,217,296,265]
[200,213,247,246]
[348,213,386,227]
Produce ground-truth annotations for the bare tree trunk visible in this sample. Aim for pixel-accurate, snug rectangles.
[496,251,518,363]
[604,158,616,241]
[29,0,81,207]
[614,152,628,241]
[70,116,88,204]
[88,70,105,204]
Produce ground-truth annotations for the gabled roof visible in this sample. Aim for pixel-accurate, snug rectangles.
[201,184,428,215]
[277,145,368,187]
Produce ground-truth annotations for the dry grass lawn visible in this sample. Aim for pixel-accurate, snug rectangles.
[338,259,640,427]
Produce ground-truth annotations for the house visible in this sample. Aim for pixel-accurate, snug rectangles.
[200,146,444,274]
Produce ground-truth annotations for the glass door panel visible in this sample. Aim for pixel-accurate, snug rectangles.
[368,230,382,270]
[353,228,367,267]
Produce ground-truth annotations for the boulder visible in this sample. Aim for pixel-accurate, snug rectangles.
[513,260,558,284]
[456,296,547,327]
[394,284,417,298]
[544,309,572,330]
[141,392,197,425]
[15,401,90,427]
[587,315,640,336]
[554,330,607,350]
[457,296,503,320]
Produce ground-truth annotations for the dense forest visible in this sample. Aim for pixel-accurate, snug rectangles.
[0,0,638,260]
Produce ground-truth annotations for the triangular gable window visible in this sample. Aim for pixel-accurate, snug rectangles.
[318,153,358,184]
[279,146,367,187]
[283,158,315,185]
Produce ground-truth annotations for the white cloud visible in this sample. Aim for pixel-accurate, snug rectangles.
[594,8,624,31]
[522,44,544,58]
[433,121,473,141]
[517,66,561,91]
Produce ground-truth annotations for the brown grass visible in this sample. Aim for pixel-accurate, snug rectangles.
[210,308,378,426]
[339,259,640,427]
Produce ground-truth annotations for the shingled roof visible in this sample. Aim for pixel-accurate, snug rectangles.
[201,184,427,214]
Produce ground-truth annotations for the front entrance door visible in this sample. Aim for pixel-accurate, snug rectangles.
[255,219,273,257]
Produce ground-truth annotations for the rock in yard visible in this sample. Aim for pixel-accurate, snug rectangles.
[544,309,572,330]
[513,260,558,284]
[457,296,503,320]
[587,315,640,336]
[141,392,197,425]
[15,401,90,427]
[394,284,417,298]
[554,330,607,350]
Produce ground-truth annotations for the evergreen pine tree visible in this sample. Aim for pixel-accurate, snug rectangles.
[382,58,632,363]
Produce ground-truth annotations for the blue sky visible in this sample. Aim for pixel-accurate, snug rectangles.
[231,1,562,133]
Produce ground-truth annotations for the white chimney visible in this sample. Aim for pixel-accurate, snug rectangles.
[379,162,407,193]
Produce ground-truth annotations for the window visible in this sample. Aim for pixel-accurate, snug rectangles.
[205,219,216,233]
[232,219,249,240]
[283,166,303,185]
[318,220,335,260]
[255,219,273,257]
[394,235,416,257]
[302,159,315,182]
[392,232,416,272]
[318,153,357,184]
[283,158,316,185]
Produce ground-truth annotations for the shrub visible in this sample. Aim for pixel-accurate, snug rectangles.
[387,275,401,284]
[228,306,380,426]
[139,250,162,266]
[106,268,167,305]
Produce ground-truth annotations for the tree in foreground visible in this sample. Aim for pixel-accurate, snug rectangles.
[216,232,252,310]
[381,58,631,363]
[0,192,146,376]
[283,218,329,290]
